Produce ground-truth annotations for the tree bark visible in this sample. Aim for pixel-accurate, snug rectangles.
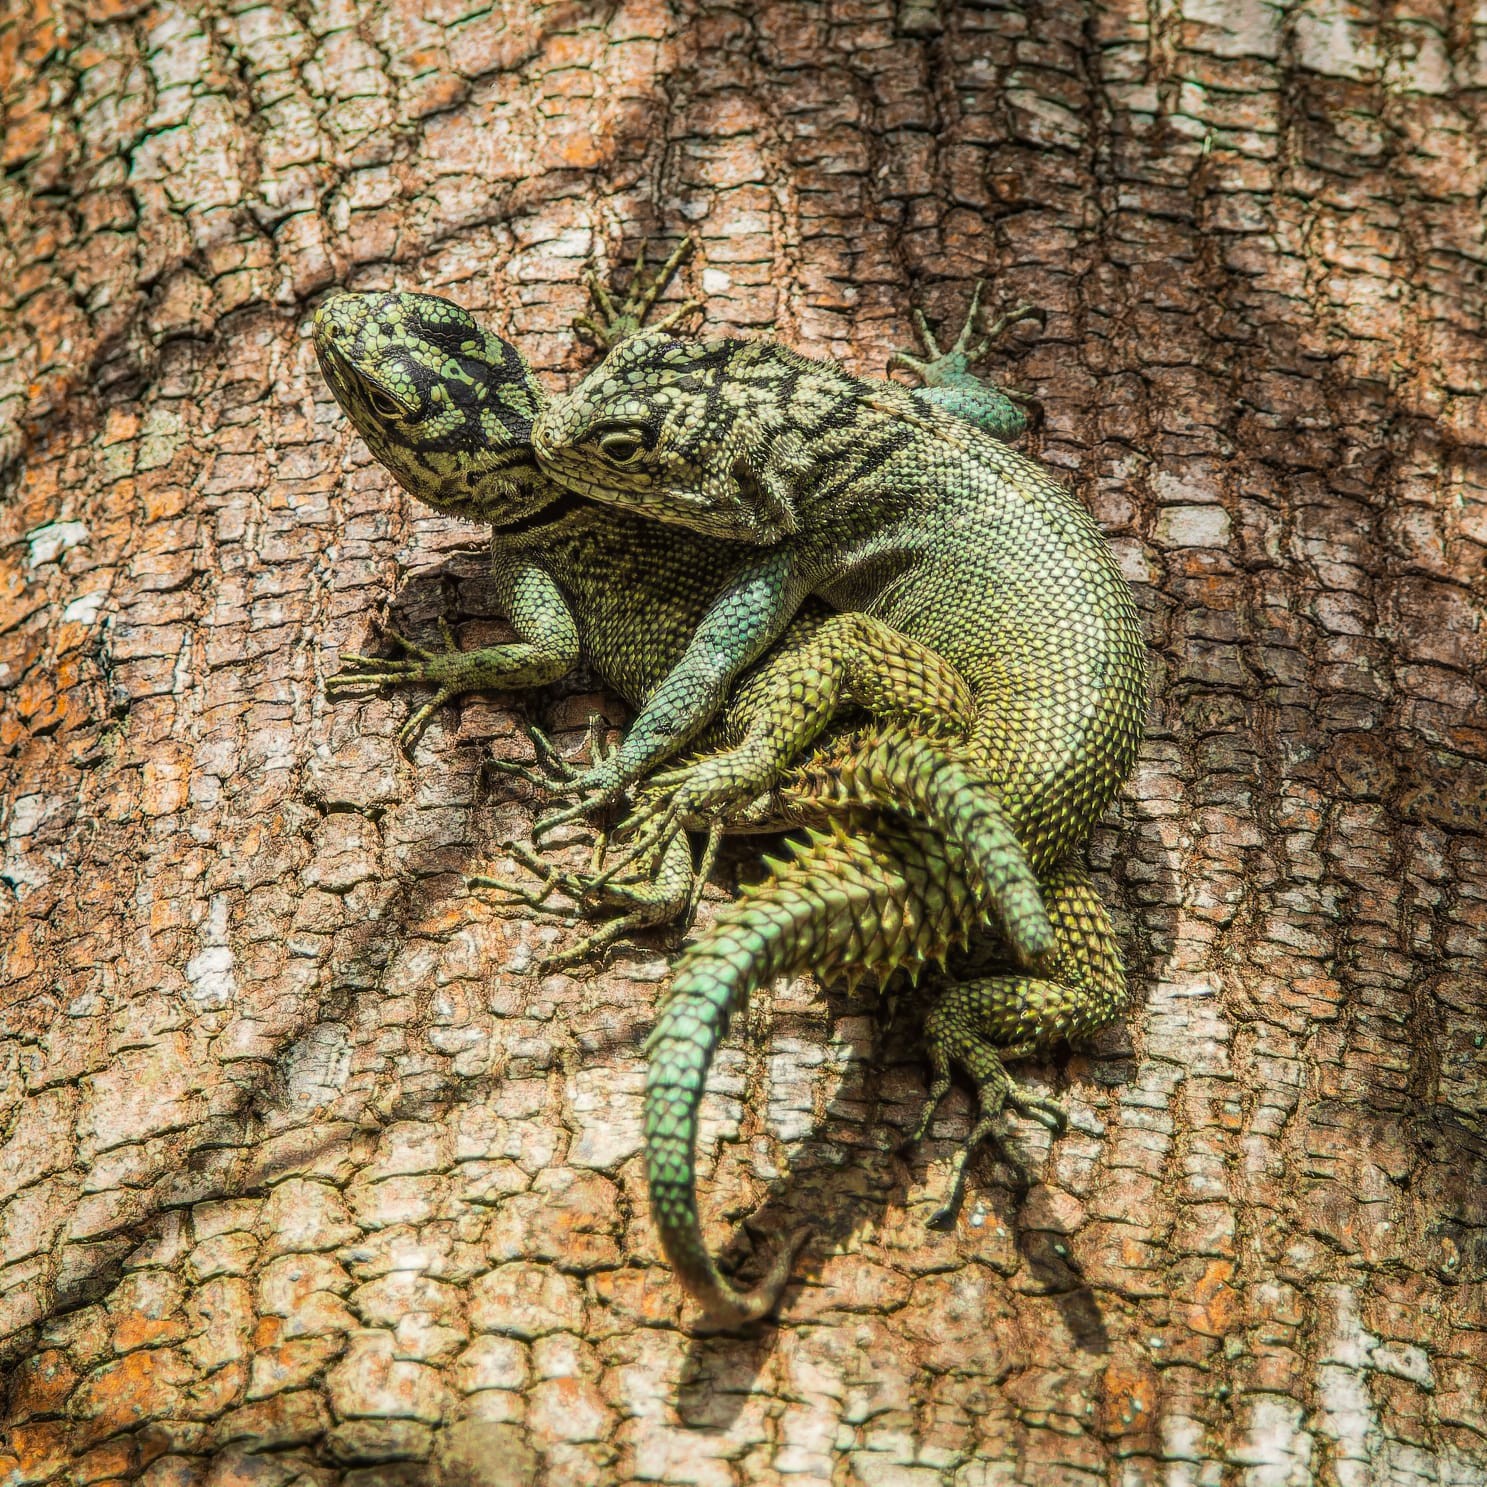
[2,1,1485,1483]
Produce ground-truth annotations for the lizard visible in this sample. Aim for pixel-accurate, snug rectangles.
[313,264,1054,972]
[311,260,1139,1323]
[514,313,1148,1324]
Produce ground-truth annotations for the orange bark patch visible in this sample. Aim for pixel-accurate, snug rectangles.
[1183,1260,1240,1339]
[1099,1358,1159,1440]
[70,1349,195,1449]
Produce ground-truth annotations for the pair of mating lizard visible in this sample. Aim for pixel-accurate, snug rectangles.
[312,244,1146,1326]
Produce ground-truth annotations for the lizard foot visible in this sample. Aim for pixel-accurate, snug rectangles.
[906,1026,1067,1228]
[889,281,1044,441]
[467,839,595,917]
[530,763,629,838]
[468,875,667,973]
[574,237,703,350]
[531,919,655,974]
[485,715,633,836]
[561,816,725,936]
[472,827,699,972]
[583,756,747,887]
[472,837,654,910]
[327,617,471,754]
[467,848,638,974]
[485,714,612,796]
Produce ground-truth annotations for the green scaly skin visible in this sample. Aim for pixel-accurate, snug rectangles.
[526,302,1147,1324]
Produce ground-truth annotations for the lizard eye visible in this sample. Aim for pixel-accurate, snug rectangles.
[598,431,644,465]
[365,386,404,419]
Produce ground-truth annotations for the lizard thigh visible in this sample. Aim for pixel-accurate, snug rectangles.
[651,609,976,821]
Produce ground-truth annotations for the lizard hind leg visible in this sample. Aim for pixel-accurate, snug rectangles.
[598,608,977,883]
[813,730,1055,970]
[910,857,1127,1226]
[599,610,1057,971]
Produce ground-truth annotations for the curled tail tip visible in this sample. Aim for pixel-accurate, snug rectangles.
[687,1227,812,1331]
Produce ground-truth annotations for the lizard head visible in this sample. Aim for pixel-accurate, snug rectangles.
[312,290,557,527]
[530,332,818,545]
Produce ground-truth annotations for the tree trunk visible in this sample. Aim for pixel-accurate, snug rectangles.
[2,1,1484,1483]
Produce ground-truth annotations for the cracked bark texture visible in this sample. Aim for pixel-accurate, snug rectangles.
[2,0,1486,1483]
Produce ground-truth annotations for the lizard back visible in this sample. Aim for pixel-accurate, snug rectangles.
[532,332,1148,868]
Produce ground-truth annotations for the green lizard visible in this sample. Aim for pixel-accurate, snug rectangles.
[312,263,1140,1324]
[521,316,1147,1323]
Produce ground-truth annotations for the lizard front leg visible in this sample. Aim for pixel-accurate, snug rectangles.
[574,237,702,350]
[528,548,810,834]
[326,551,580,754]
[889,280,1043,440]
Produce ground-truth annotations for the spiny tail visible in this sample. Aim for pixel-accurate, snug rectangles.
[643,822,977,1325]
[788,728,1053,967]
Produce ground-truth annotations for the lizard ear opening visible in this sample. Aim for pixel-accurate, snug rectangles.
[690,443,799,544]
[731,452,800,541]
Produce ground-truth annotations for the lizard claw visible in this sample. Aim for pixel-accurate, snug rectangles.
[905,1071,953,1151]
[326,618,468,753]
[397,690,458,756]
[1004,1086,1068,1136]
[644,297,704,335]
[528,909,667,974]
[888,285,1040,442]
[325,655,426,688]
[530,751,627,838]
[467,839,590,917]
[325,621,450,690]
[503,838,648,903]
[466,871,578,921]
[890,282,1043,374]
[469,834,686,974]
[470,838,646,901]
[485,757,564,792]
[468,867,661,973]
[684,823,725,924]
[927,1140,1030,1231]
